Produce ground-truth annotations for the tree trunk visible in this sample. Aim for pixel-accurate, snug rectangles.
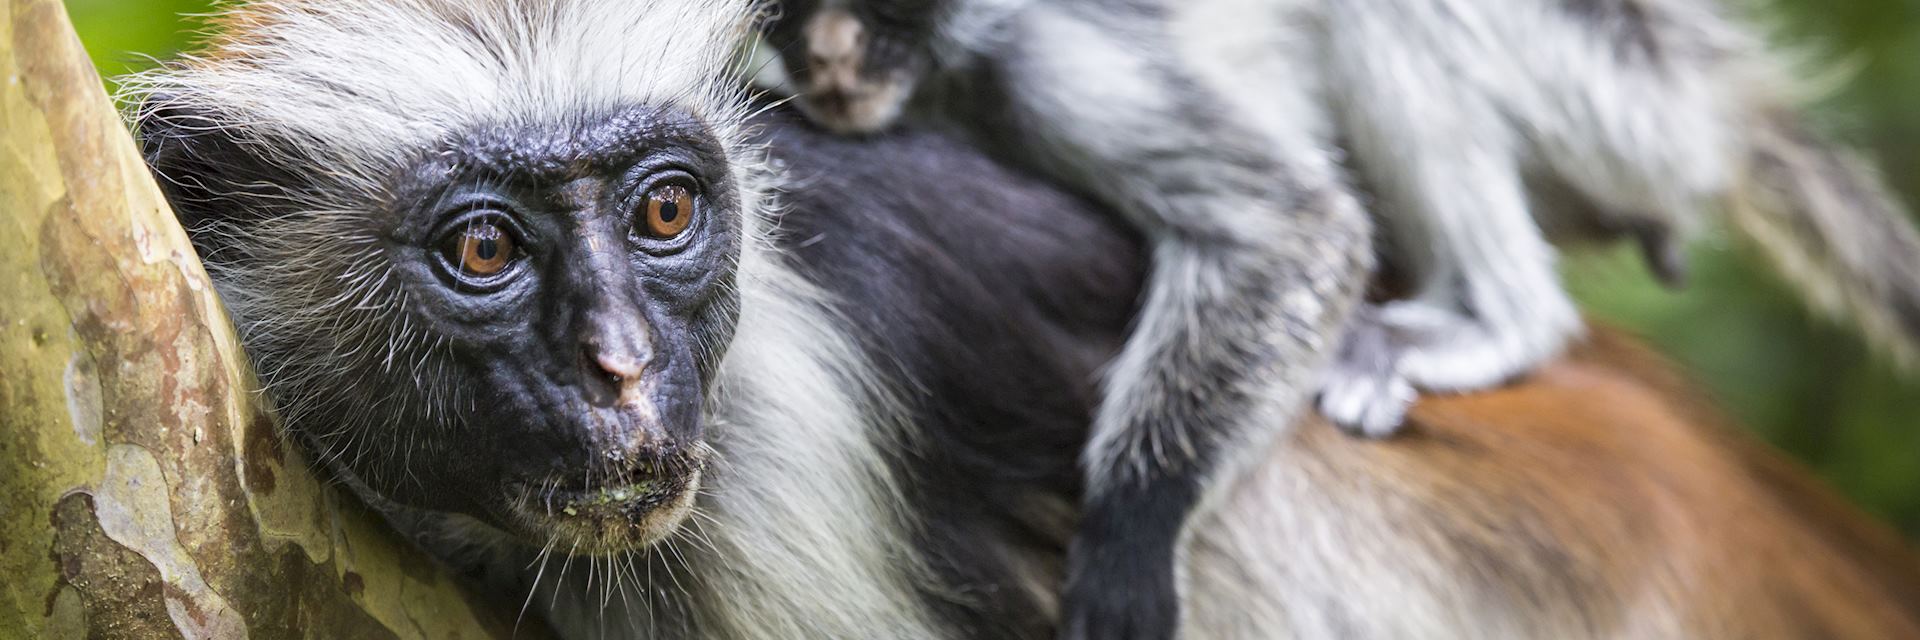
[0,2,528,638]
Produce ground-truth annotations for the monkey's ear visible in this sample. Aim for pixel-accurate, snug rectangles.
[134,94,292,233]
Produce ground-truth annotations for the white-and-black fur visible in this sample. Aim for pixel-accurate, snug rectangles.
[763,2,1920,634]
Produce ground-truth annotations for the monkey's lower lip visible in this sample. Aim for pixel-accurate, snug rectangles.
[507,474,702,554]
[546,478,686,520]
[506,452,708,553]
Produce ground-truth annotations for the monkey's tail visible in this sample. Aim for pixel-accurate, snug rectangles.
[1728,112,1920,369]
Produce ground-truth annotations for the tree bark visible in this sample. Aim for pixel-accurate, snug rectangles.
[0,2,527,638]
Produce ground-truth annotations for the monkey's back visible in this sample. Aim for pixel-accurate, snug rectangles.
[1186,330,1920,639]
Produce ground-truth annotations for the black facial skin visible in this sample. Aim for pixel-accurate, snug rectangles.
[142,103,742,554]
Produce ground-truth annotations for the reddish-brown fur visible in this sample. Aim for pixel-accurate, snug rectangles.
[1186,330,1920,638]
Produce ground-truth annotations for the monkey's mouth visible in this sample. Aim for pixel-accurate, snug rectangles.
[506,448,709,554]
[799,73,915,135]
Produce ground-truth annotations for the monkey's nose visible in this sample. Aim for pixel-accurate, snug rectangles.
[580,338,651,408]
[593,349,645,383]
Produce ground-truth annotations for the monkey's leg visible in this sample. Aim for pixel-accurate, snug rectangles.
[986,8,1373,639]
[1327,12,1584,406]
[1379,23,1737,393]
[1373,154,1583,395]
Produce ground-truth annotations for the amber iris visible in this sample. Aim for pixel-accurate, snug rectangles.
[444,220,515,277]
[642,183,696,239]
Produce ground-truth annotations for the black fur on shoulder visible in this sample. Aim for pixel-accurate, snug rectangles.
[758,108,1145,638]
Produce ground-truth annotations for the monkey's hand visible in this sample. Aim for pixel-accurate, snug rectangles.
[1319,304,1418,437]
[1322,281,1583,436]
[1380,288,1582,395]
[1058,484,1185,640]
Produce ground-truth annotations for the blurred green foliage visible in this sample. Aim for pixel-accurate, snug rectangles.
[63,0,1920,531]
[66,0,211,83]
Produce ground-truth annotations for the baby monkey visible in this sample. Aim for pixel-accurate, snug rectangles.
[769,1,1373,638]
[763,1,1920,638]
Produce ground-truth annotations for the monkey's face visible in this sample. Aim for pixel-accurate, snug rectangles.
[146,104,745,555]
[764,0,937,134]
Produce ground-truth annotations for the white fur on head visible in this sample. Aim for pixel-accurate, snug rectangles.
[124,0,759,185]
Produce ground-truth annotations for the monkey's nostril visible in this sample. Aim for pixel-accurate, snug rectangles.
[580,341,648,407]
[594,350,646,382]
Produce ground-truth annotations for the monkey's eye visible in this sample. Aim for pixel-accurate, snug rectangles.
[639,182,698,240]
[440,218,518,278]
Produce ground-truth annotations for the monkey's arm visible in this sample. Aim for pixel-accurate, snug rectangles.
[975,7,1373,639]
[1316,2,1583,414]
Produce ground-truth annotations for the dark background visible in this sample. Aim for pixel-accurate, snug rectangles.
[64,0,1920,532]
